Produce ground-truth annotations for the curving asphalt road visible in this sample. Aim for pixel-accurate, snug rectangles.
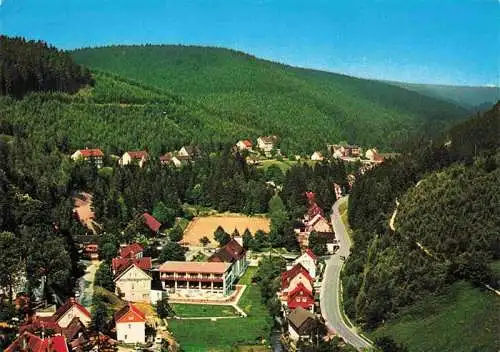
[319,196,372,350]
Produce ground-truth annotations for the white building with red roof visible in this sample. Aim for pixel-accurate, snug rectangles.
[70,148,104,168]
[236,139,253,151]
[114,263,152,302]
[115,303,146,344]
[51,297,91,328]
[119,243,144,259]
[119,150,149,168]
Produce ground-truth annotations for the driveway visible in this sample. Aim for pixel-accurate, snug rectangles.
[319,196,372,349]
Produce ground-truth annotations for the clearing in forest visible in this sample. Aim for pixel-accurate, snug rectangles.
[181,215,270,247]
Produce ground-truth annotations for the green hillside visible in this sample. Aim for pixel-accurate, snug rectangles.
[0,71,260,154]
[71,45,470,152]
[343,105,499,351]
[386,81,500,109]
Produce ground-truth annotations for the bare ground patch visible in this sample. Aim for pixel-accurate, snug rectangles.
[181,215,270,247]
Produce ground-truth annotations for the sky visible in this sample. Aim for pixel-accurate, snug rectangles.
[0,0,498,86]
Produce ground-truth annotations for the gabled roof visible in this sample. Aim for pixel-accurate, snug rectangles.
[78,148,104,157]
[115,303,146,323]
[258,136,277,144]
[287,307,316,333]
[281,263,313,289]
[208,239,245,263]
[112,257,152,274]
[288,281,313,299]
[119,243,144,258]
[239,139,253,147]
[53,298,91,323]
[5,332,69,352]
[61,317,86,341]
[160,152,173,162]
[304,248,318,261]
[19,317,62,335]
[113,262,152,282]
[125,150,148,159]
[143,213,161,233]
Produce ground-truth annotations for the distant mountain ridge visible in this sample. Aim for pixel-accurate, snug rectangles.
[384,80,500,109]
[71,44,470,152]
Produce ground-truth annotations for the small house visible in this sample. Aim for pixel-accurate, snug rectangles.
[52,297,91,328]
[115,303,146,344]
[287,282,315,311]
[209,238,248,282]
[178,145,201,159]
[119,151,149,168]
[287,307,317,342]
[236,139,253,151]
[143,213,161,234]
[119,243,144,259]
[70,148,104,168]
[257,136,277,153]
[293,249,317,278]
[310,151,324,161]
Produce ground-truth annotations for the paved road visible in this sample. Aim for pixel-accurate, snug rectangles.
[319,196,372,350]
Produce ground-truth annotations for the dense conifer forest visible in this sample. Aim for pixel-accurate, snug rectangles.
[343,103,500,339]
[71,44,473,152]
[0,36,93,98]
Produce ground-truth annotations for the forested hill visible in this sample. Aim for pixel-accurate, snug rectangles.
[385,81,500,110]
[343,104,499,350]
[71,45,470,151]
[0,36,93,98]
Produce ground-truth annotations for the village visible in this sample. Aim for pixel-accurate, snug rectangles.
[2,136,390,352]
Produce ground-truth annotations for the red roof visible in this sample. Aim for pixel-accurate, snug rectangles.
[53,298,91,322]
[304,248,318,261]
[241,140,253,147]
[19,317,62,335]
[112,257,152,274]
[78,148,104,157]
[115,303,146,323]
[208,239,245,263]
[126,151,148,159]
[281,263,313,289]
[143,213,161,233]
[287,282,314,310]
[119,243,144,258]
[5,332,69,352]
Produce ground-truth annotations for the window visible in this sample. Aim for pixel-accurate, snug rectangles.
[124,334,127,340]
[296,297,300,302]
[302,297,307,302]
[128,324,131,329]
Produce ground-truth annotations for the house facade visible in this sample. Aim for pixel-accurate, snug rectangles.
[178,145,201,158]
[70,148,104,168]
[119,151,149,167]
[114,264,152,302]
[52,298,91,328]
[6,332,69,352]
[293,250,317,278]
[310,151,324,161]
[159,261,233,296]
[287,307,317,342]
[257,136,277,153]
[208,238,248,282]
[236,139,253,151]
[281,263,314,295]
[287,282,315,311]
[115,303,146,344]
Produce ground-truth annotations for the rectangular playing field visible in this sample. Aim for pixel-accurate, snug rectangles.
[181,215,270,247]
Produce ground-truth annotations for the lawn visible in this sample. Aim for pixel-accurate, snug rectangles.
[168,284,272,351]
[171,304,239,317]
[371,281,500,352]
[238,266,257,285]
